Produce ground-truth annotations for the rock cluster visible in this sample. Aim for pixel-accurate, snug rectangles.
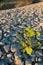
[0,2,43,65]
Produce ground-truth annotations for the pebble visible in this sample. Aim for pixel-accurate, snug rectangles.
[11,45,17,53]
[3,45,10,53]
[39,23,43,28]
[0,42,4,45]
[7,54,12,58]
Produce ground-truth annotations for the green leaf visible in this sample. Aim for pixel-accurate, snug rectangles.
[25,27,30,32]
[18,34,21,38]
[25,27,35,37]
[21,41,25,47]
[37,41,41,46]
[25,39,31,46]
[23,46,33,56]
[36,31,40,36]
[18,31,23,38]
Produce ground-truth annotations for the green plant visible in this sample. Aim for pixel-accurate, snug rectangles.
[18,26,41,56]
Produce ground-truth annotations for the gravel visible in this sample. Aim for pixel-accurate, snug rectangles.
[0,2,43,65]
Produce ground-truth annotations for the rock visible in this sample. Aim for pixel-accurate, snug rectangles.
[3,45,10,53]
[0,42,4,45]
[14,56,22,65]
[7,54,12,58]
[1,19,6,24]
[39,23,43,28]
[0,30,2,40]
[11,46,17,53]
[0,50,2,58]
[18,26,24,28]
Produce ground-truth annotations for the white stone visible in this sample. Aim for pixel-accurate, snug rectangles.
[0,42,4,45]
[7,54,12,58]
[39,23,43,28]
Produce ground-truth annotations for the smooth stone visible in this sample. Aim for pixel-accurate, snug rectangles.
[3,45,10,53]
